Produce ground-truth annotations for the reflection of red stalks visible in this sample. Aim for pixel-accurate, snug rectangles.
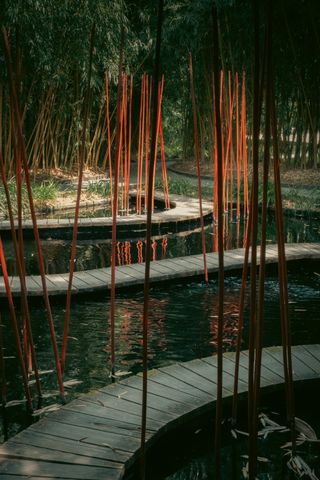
[116,241,122,266]
[210,310,239,350]
[161,237,167,258]
[124,241,131,265]
[152,239,157,261]
[137,240,143,263]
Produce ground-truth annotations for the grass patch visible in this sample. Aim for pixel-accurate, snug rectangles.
[87,180,111,197]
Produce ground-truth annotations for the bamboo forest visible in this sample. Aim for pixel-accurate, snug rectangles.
[0,1,320,479]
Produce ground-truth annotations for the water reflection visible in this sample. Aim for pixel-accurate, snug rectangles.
[1,268,320,444]
[3,214,320,275]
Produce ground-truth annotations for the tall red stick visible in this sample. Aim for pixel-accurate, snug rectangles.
[61,25,95,376]
[2,27,65,401]
[189,54,208,283]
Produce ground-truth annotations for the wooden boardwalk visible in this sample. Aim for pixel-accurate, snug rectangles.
[0,193,213,240]
[0,344,319,479]
[1,242,319,298]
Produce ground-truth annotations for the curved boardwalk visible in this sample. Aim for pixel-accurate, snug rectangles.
[1,243,319,298]
[0,344,319,479]
[0,193,212,240]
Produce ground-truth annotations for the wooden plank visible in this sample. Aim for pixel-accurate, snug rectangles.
[29,419,132,462]
[0,441,121,469]
[202,355,248,388]
[177,358,233,396]
[120,374,206,407]
[79,385,175,422]
[4,429,124,466]
[65,400,166,430]
[158,363,218,397]
[141,368,214,401]
[85,269,111,283]
[0,458,119,480]
[71,271,105,288]
[47,408,143,439]
[300,345,320,372]
[240,350,284,385]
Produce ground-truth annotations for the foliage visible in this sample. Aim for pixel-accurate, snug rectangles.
[1,0,320,168]
[87,180,111,198]
[0,179,59,218]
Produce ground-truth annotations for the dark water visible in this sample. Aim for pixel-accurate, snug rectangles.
[151,388,320,480]
[3,214,320,275]
[1,266,320,447]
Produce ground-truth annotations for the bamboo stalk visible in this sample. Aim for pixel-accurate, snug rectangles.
[140,2,163,478]
[109,26,125,378]
[60,25,95,376]
[0,237,33,411]
[0,151,42,398]
[212,2,224,476]
[2,27,65,401]
[189,54,208,283]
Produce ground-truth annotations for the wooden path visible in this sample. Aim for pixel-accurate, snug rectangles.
[0,193,213,240]
[0,243,319,298]
[0,344,319,479]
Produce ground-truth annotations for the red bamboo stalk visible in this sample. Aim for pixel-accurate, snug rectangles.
[235,72,241,219]
[0,313,6,406]
[213,74,218,223]
[140,2,163,477]
[228,71,234,216]
[60,25,95,376]
[270,84,296,450]
[136,77,143,213]
[105,74,113,207]
[224,71,235,216]
[144,75,150,210]
[127,74,133,213]
[2,27,65,401]
[0,237,33,411]
[241,73,249,217]
[189,54,208,283]
[151,77,164,212]
[232,191,253,424]
[159,93,170,209]
[109,28,125,378]
[137,75,145,214]
[122,74,128,213]
[219,70,226,213]
[11,103,31,373]
[212,3,224,475]
[248,2,261,476]
[0,151,42,398]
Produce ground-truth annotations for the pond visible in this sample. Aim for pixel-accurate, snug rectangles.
[1,264,320,448]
